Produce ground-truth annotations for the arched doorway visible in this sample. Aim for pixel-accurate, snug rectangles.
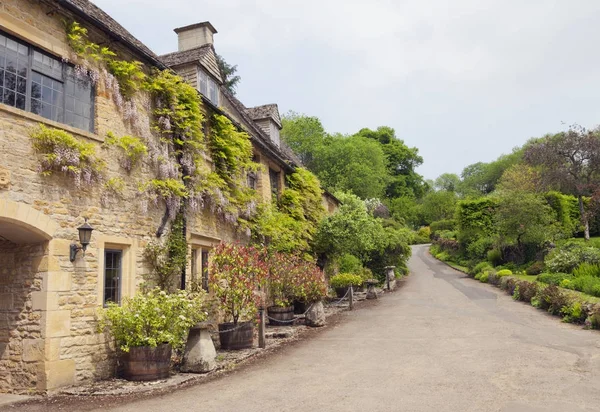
[0,200,57,394]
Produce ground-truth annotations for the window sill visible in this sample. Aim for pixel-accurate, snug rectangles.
[0,103,103,143]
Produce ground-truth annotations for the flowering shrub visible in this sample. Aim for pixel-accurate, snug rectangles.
[266,253,328,306]
[330,273,364,289]
[209,243,268,324]
[98,288,207,352]
[30,124,104,186]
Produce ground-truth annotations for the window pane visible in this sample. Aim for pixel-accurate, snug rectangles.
[3,89,15,106]
[31,98,41,115]
[104,251,122,305]
[65,72,93,132]
[15,93,25,110]
[16,76,26,94]
[4,71,15,91]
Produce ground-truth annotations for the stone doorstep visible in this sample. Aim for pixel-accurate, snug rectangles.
[0,393,35,408]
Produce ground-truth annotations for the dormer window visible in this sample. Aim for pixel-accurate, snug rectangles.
[198,69,218,105]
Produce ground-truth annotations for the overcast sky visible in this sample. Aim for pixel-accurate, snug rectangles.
[94,0,600,180]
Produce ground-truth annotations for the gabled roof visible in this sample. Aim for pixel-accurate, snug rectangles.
[159,44,222,83]
[247,104,282,129]
[160,44,211,67]
[219,88,296,171]
[55,0,165,68]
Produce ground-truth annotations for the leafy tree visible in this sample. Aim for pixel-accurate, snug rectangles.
[420,191,458,224]
[354,126,426,198]
[495,190,560,262]
[524,125,600,240]
[434,173,461,192]
[216,54,241,94]
[280,112,327,168]
[312,135,388,199]
[497,164,541,193]
[459,150,522,196]
[314,192,411,280]
[314,192,385,262]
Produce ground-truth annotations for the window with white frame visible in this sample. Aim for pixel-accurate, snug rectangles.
[0,30,94,132]
[197,68,218,105]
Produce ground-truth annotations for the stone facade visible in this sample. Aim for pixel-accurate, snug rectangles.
[0,0,337,395]
[0,0,274,395]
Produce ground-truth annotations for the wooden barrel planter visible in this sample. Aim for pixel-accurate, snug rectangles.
[218,321,254,350]
[120,343,172,381]
[267,305,295,326]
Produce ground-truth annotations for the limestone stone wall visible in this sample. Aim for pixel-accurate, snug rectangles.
[0,0,166,393]
[0,241,46,394]
[0,0,288,394]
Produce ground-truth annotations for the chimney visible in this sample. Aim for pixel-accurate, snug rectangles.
[174,22,218,52]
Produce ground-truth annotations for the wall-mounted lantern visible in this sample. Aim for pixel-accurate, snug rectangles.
[70,219,94,262]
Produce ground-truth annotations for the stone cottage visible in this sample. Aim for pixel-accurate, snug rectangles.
[0,0,337,394]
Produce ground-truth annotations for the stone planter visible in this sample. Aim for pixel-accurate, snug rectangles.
[120,343,172,381]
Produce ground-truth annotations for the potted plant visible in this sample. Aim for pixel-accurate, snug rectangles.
[209,243,268,350]
[266,252,297,325]
[290,259,328,311]
[98,288,207,381]
[330,273,364,298]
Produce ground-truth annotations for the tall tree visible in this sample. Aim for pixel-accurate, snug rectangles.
[524,125,600,240]
[216,54,241,94]
[354,126,426,198]
[434,173,461,192]
[280,112,327,168]
[312,135,389,199]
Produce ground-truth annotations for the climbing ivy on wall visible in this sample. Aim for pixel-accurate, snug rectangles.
[251,167,325,257]
[30,124,105,187]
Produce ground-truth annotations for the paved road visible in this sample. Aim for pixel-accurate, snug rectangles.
[44,245,600,411]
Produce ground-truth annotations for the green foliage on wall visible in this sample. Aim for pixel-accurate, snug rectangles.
[252,168,325,256]
[30,124,105,185]
[143,213,188,292]
[104,132,148,171]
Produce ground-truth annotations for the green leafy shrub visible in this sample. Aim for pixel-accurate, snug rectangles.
[471,261,493,276]
[487,249,502,266]
[436,252,450,262]
[330,273,364,289]
[545,241,600,273]
[526,261,545,276]
[561,301,587,324]
[338,254,362,275]
[538,272,573,286]
[474,272,482,280]
[430,219,457,233]
[98,288,207,352]
[487,270,500,285]
[536,285,570,315]
[573,262,600,278]
[569,276,600,297]
[496,269,513,277]
[479,272,489,283]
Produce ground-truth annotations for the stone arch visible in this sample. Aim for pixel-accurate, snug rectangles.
[0,199,58,243]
